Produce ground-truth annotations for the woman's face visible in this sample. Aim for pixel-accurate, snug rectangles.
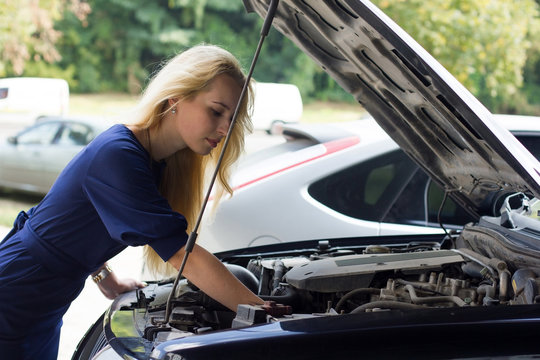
[173,74,242,156]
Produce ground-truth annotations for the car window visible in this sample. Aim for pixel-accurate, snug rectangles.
[308,131,540,228]
[385,169,476,227]
[16,122,61,145]
[515,134,540,161]
[382,168,430,225]
[309,148,476,227]
[425,179,476,225]
[56,122,91,146]
[386,132,540,228]
[308,149,419,222]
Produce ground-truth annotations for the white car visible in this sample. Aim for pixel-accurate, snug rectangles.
[0,77,69,126]
[199,114,540,252]
[251,82,303,134]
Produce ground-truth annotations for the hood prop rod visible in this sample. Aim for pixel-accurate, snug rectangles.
[158,0,280,326]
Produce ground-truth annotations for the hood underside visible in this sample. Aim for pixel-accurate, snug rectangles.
[243,0,540,217]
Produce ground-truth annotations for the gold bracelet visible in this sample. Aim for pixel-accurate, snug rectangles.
[92,264,113,284]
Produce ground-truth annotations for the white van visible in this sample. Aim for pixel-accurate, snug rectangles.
[252,82,303,134]
[0,77,69,126]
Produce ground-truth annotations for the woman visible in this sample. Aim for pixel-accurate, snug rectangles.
[0,44,264,359]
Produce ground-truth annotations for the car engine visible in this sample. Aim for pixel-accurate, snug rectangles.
[74,208,540,360]
[116,221,540,348]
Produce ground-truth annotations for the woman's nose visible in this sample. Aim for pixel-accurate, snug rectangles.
[217,117,231,136]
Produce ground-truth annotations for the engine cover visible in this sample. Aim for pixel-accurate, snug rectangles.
[284,250,464,292]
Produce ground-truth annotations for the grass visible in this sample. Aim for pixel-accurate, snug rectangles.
[0,191,42,228]
[69,93,140,118]
[302,100,366,123]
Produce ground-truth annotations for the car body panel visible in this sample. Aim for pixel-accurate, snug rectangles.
[149,304,540,360]
[200,131,434,252]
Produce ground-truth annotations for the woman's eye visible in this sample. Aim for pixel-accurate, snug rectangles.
[212,109,222,117]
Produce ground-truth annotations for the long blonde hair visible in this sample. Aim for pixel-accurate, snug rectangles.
[130,44,253,275]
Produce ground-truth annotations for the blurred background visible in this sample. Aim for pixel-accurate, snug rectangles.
[1,0,539,113]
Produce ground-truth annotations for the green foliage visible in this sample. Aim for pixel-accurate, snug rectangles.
[20,61,77,85]
[3,0,539,112]
[0,0,61,75]
[49,0,204,93]
[372,0,540,113]
[523,12,540,109]
[0,0,89,76]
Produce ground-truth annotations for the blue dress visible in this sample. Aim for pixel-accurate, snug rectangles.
[0,124,189,359]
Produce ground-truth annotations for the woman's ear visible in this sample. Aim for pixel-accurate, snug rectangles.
[168,98,178,108]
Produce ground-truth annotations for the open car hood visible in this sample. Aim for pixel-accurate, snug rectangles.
[243,0,540,217]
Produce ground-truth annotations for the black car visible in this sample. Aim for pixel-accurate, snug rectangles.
[73,1,540,359]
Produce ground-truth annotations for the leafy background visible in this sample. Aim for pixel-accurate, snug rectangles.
[1,0,539,114]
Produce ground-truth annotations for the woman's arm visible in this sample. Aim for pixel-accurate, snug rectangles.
[92,263,147,300]
[168,244,264,312]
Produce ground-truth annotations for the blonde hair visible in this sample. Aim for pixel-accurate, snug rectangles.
[131,44,253,276]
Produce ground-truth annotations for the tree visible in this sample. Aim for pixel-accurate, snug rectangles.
[53,0,251,92]
[7,0,539,111]
[372,0,540,113]
[0,0,89,76]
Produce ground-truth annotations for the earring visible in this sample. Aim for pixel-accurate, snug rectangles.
[171,107,177,114]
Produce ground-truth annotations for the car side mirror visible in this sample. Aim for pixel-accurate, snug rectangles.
[7,136,17,145]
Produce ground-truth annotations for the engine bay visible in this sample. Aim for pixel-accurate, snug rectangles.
[103,218,540,354]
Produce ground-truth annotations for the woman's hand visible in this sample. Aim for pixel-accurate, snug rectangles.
[92,264,147,300]
[97,274,147,300]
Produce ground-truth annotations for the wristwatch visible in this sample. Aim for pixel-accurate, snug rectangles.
[92,264,113,284]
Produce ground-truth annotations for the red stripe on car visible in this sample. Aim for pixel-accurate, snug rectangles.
[234,136,360,191]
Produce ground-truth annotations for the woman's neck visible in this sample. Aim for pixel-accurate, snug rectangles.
[127,122,186,162]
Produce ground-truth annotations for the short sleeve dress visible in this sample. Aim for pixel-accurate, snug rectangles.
[0,124,188,359]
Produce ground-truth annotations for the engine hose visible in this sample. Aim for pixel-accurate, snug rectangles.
[499,270,510,302]
[461,262,484,279]
[453,248,510,301]
[456,248,509,279]
[272,260,286,291]
[405,285,467,307]
[350,301,425,313]
[478,283,497,300]
[260,287,299,306]
[335,288,381,313]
